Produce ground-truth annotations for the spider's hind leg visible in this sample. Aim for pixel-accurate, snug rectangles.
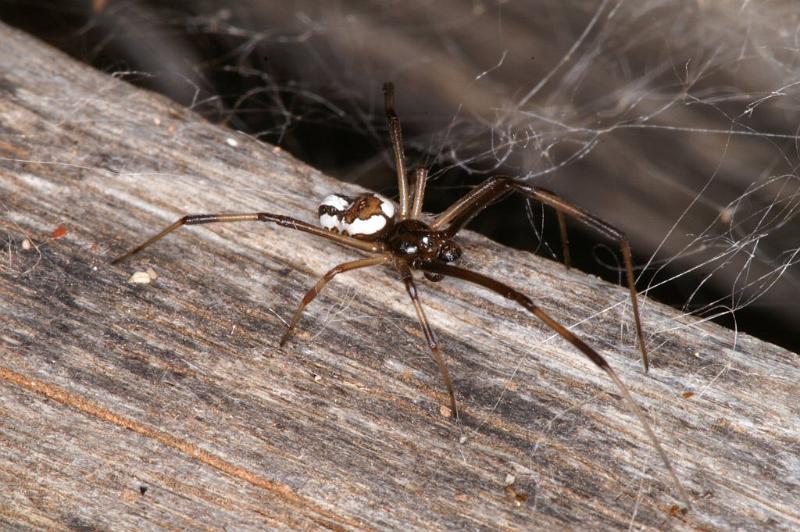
[112,212,385,266]
[279,255,391,346]
[421,262,690,508]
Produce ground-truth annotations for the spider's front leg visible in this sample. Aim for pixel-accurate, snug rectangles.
[430,176,651,372]
[395,260,458,417]
[383,82,411,218]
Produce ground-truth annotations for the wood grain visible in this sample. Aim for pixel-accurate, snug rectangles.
[0,21,797,530]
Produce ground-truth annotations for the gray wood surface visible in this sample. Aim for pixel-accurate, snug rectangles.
[0,21,797,530]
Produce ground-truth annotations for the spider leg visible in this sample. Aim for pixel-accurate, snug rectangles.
[279,255,392,346]
[431,176,648,372]
[555,208,570,268]
[410,167,429,220]
[383,82,410,218]
[395,260,459,417]
[420,262,690,508]
[111,212,384,264]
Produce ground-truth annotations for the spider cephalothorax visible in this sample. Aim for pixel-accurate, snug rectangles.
[112,82,689,507]
[385,219,462,281]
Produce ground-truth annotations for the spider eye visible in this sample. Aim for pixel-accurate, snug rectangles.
[438,241,462,263]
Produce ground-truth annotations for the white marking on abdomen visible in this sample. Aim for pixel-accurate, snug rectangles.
[319,213,340,231]
[376,194,395,218]
[320,194,350,211]
[344,214,387,236]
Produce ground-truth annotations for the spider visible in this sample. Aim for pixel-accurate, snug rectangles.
[112,82,688,507]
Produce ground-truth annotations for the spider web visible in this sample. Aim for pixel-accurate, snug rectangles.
[5,0,792,353]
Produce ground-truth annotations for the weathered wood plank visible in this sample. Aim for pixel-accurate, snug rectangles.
[0,21,797,530]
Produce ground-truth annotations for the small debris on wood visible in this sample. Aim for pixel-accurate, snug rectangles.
[127,271,155,284]
[439,405,452,417]
[51,225,67,239]
[669,504,688,517]
[503,482,528,506]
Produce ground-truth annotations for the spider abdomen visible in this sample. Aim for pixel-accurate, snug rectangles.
[318,193,395,240]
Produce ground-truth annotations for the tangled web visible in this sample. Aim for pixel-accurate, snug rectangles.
[5,0,798,351]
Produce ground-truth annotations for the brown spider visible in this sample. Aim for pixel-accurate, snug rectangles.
[112,82,689,507]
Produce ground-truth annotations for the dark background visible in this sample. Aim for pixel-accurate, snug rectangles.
[2,0,798,354]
